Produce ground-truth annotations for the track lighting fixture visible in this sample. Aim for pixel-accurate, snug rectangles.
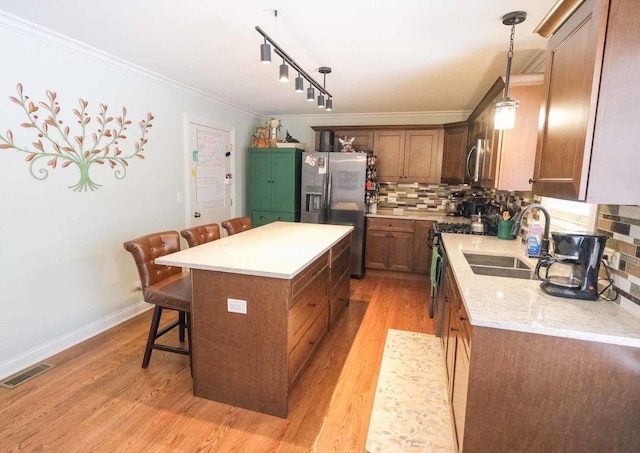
[295,73,304,92]
[256,24,333,111]
[279,58,289,83]
[495,11,527,130]
[260,37,271,64]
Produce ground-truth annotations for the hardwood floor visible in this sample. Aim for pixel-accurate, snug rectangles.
[0,272,434,452]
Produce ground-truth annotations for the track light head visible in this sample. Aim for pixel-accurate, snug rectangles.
[260,38,271,64]
[326,98,333,111]
[279,60,289,82]
[307,86,315,102]
[317,94,325,108]
[295,74,304,92]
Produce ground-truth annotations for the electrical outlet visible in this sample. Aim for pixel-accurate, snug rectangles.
[603,248,620,269]
[227,298,247,314]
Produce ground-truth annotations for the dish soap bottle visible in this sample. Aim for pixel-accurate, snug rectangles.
[526,223,543,257]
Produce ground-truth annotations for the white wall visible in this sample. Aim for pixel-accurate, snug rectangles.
[0,17,259,379]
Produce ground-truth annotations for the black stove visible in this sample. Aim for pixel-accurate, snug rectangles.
[435,222,471,234]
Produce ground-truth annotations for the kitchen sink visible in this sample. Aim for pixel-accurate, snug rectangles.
[464,253,536,280]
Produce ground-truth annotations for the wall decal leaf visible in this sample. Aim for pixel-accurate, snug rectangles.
[2,84,154,191]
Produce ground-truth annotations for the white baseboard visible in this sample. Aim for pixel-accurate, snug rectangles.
[0,302,151,381]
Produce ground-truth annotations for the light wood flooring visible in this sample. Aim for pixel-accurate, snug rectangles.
[0,272,434,452]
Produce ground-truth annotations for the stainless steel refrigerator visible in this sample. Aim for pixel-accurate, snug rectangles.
[300,152,367,278]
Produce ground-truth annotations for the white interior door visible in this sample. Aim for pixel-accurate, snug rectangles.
[184,115,234,227]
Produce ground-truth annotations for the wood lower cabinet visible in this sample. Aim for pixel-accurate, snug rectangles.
[533,0,640,204]
[442,264,640,452]
[365,218,415,272]
[328,235,351,328]
[412,220,434,274]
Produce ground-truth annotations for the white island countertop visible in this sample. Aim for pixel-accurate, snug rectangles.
[156,222,353,279]
[443,233,640,348]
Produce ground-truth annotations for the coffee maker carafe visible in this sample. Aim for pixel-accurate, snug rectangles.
[535,233,608,300]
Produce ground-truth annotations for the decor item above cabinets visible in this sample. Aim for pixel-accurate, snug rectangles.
[532,0,640,204]
[466,74,543,191]
[374,128,444,183]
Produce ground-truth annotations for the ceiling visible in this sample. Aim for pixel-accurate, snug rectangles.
[0,0,557,117]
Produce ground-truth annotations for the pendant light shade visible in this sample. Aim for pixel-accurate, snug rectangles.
[325,98,333,111]
[494,11,527,130]
[317,94,325,108]
[279,59,289,82]
[260,38,271,64]
[307,86,315,101]
[295,74,304,92]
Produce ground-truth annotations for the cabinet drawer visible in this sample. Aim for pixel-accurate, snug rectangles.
[330,248,350,291]
[329,269,350,328]
[458,302,472,355]
[367,217,415,232]
[250,210,298,227]
[291,252,329,301]
[288,269,328,350]
[288,304,328,386]
[330,235,351,268]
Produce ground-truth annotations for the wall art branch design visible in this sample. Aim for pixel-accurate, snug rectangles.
[0,83,154,191]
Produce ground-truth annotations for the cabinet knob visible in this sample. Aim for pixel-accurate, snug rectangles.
[459,316,467,321]
[450,327,458,332]
[528,178,537,184]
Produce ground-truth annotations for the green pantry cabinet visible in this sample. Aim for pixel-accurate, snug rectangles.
[249,147,302,227]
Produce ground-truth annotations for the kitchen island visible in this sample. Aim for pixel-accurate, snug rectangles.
[156,222,353,418]
[441,233,640,452]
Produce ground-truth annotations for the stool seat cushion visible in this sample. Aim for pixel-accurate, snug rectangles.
[144,272,191,312]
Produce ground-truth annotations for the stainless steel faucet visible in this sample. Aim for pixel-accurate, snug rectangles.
[510,203,551,255]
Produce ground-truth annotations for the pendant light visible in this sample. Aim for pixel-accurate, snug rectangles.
[295,73,304,92]
[279,58,289,83]
[494,11,527,130]
[260,37,271,64]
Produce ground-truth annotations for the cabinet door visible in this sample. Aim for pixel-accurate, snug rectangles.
[333,130,374,152]
[249,152,274,210]
[365,229,389,270]
[451,329,469,452]
[271,151,300,212]
[374,130,405,181]
[388,231,414,272]
[404,129,444,183]
[412,221,433,274]
[441,123,469,184]
[533,0,605,200]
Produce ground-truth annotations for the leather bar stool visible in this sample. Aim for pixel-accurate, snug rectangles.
[123,231,191,368]
[180,223,221,248]
[221,216,253,236]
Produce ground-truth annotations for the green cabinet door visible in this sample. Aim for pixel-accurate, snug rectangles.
[271,151,301,211]
[248,148,302,226]
[249,151,273,211]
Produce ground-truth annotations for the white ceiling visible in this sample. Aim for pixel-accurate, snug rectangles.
[0,0,557,117]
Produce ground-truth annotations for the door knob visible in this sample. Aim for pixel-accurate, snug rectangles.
[194,212,201,218]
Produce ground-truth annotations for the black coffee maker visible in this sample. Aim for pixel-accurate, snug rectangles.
[535,233,608,300]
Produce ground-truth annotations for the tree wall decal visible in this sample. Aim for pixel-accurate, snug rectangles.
[0,83,154,191]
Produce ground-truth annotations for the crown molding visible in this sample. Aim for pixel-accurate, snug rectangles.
[0,10,261,118]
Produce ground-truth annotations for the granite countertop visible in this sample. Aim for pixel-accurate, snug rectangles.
[367,209,469,223]
[155,222,353,279]
[442,233,640,348]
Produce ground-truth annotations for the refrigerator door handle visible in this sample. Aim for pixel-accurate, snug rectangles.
[326,172,333,223]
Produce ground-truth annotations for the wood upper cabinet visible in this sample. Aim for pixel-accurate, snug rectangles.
[533,0,640,204]
[467,74,543,191]
[374,128,444,183]
[312,128,374,152]
[441,122,469,184]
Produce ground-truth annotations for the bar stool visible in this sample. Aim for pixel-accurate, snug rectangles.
[221,216,253,236]
[123,231,191,368]
[180,223,221,248]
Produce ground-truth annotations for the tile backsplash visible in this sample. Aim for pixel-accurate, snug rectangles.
[378,183,640,313]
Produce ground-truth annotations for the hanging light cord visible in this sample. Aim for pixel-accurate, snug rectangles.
[504,24,515,99]
[255,26,332,99]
